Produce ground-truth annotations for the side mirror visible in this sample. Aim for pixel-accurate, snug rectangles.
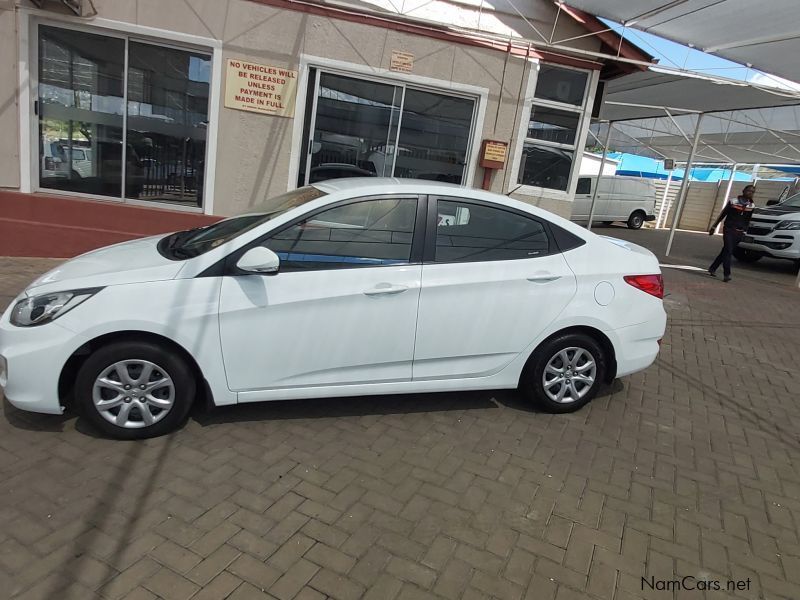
[766,199,780,206]
[236,247,280,274]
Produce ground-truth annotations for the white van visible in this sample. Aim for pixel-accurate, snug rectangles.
[571,176,657,229]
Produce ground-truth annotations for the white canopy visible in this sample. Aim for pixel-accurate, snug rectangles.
[566,0,800,85]
[595,68,800,164]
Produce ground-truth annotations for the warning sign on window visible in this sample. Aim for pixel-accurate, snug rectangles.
[224,59,298,118]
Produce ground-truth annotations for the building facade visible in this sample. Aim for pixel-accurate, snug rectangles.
[0,0,647,256]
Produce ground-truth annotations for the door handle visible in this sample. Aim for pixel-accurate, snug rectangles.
[363,284,409,296]
[527,275,561,283]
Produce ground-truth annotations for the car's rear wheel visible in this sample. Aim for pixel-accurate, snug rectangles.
[627,211,645,229]
[74,340,195,439]
[521,333,606,413]
[733,247,763,262]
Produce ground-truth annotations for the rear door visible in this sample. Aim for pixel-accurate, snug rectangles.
[412,197,577,380]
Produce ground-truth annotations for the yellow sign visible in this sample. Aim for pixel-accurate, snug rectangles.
[224,59,297,117]
[483,141,508,164]
[390,51,414,73]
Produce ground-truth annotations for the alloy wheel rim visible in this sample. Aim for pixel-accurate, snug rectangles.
[92,359,175,429]
[542,347,596,403]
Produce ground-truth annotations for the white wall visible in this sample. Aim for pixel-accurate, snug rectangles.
[579,153,619,176]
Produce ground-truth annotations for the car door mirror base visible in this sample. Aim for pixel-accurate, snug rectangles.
[236,247,280,274]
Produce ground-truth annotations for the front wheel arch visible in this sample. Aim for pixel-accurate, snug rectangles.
[59,330,211,411]
[519,326,617,388]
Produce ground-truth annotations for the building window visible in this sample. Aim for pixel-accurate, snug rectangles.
[37,24,211,209]
[297,69,476,187]
[516,64,589,192]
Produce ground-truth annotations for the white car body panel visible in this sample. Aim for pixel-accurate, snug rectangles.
[0,178,666,418]
[219,265,421,393]
[413,253,576,380]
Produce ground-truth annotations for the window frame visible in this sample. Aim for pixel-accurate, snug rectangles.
[224,194,428,274]
[423,195,559,264]
[23,14,221,214]
[508,60,599,199]
[288,55,490,192]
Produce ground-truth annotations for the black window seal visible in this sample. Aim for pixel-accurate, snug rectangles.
[423,195,558,264]
[197,194,427,278]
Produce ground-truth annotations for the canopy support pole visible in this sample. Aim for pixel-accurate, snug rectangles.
[587,122,612,231]
[666,114,704,256]
[714,163,738,234]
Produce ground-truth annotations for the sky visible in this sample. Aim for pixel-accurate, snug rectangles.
[600,18,800,91]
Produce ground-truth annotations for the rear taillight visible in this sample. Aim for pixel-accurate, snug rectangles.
[624,274,664,299]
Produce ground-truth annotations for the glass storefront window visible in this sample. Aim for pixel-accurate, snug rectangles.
[298,69,476,187]
[126,42,210,208]
[38,25,125,197]
[37,25,211,209]
[395,89,474,184]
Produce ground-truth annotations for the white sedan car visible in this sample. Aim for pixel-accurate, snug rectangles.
[0,179,666,439]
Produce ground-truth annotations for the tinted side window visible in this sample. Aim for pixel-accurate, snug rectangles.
[435,199,551,263]
[266,198,417,270]
[576,177,591,195]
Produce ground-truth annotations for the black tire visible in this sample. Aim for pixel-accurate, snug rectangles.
[627,211,645,229]
[74,340,196,439]
[733,247,763,263]
[520,333,606,413]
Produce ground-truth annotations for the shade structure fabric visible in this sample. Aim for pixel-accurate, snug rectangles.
[587,68,800,165]
[566,0,800,85]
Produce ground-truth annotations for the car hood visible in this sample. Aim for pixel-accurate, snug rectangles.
[753,206,800,218]
[26,235,184,295]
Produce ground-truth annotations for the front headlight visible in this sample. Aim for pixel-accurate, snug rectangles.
[775,220,800,230]
[10,288,102,327]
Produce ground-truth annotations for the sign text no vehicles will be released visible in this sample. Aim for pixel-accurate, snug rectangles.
[224,58,298,118]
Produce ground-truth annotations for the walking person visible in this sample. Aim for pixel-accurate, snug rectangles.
[708,184,756,282]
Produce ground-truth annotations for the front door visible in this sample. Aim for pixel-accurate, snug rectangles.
[413,197,577,380]
[218,196,424,392]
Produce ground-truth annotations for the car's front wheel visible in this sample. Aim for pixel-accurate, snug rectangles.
[521,333,606,413]
[733,247,763,262]
[74,340,196,439]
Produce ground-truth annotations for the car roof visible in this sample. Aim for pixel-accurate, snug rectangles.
[312,177,462,194]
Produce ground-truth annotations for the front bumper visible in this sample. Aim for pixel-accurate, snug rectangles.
[0,315,79,415]
[738,232,800,260]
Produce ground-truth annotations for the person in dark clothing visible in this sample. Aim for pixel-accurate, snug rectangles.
[708,184,756,282]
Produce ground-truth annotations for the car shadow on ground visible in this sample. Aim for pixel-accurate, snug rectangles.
[3,381,625,437]
[190,379,626,427]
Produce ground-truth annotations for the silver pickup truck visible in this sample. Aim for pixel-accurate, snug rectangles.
[735,193,800,266]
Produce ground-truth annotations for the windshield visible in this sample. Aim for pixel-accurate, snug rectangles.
[780,192,800,208]
[158,186,327,260]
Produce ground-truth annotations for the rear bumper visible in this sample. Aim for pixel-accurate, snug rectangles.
[609,310,666,378]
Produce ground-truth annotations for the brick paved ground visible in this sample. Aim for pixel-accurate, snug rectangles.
[2,231,800,600]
